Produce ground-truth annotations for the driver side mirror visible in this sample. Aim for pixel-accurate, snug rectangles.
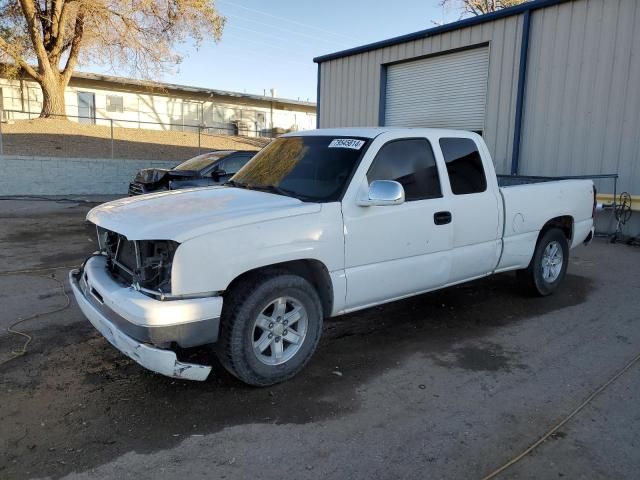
[357,180,405,207]
[211,169,227,182]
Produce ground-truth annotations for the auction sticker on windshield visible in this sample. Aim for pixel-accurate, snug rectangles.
[328,139,365,150]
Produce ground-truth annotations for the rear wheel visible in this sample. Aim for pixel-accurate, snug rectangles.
[517,228,569,296]
[217,272,323,386]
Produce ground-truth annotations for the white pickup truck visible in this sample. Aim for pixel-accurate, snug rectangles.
[70,128,596,385]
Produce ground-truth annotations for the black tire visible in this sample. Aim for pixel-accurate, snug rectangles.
[517,228,569,296]
[217,271,323,386]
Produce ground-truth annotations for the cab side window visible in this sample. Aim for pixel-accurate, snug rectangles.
[439,138,487,195]
[367,138,442,201]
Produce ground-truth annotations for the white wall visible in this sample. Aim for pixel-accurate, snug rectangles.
[0,155,178,195]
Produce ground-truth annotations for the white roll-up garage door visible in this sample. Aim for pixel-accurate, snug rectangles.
[384,46,489,131]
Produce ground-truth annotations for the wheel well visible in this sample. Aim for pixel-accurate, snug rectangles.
[540,216,574,243]
[224,260,334,317]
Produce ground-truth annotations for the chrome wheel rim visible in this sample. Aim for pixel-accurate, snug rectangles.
[541,241,563,282]
[252,296,308,366]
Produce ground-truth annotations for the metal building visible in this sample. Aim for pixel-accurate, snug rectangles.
[314,0,640,203]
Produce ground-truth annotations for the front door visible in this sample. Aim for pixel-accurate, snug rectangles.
[342,136,452,310]
[77,92,95,124]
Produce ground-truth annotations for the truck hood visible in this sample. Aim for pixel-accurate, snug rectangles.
[87,187,321,242]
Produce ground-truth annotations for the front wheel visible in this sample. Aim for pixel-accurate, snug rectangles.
[517,228,569,296]
[217,272,323,386]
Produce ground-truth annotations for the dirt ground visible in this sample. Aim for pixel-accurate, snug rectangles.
[1,199,639,479]
[1,119,268,161]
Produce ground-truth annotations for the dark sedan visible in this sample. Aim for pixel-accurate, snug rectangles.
[128,150,257,196]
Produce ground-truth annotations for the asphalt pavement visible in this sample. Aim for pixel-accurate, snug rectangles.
[1,198,639,479]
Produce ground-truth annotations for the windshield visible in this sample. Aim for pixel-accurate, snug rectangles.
[174,152,232,171]
[229,136,370,202]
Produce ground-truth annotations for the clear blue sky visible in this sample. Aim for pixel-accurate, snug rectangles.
[91,0,461,102]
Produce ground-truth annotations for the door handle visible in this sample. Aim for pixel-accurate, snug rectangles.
[434,211,452,225]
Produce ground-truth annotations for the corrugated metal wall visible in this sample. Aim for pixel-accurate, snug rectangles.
[318,0,640,194]
[520,0,640,194]
[318,16,524,175]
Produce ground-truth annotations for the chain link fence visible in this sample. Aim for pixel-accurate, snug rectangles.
[0,109,274,162]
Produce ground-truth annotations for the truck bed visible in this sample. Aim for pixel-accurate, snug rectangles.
[496,175,595,273]
[497,175,570,187]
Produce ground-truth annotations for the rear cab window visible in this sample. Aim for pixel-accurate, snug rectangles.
[439,138,487,195]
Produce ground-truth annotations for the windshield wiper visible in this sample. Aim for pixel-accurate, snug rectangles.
[224,179,249,189]
[250,184,314,201]
[249,184,293,197]
[225,181,314,201]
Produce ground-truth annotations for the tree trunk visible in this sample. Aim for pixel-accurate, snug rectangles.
[39,74,67,118]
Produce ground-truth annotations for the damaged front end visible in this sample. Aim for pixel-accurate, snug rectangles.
[67,225,224,381]
[96,226,180,300]
[128,169,196,195]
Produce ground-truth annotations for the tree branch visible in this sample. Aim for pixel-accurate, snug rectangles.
[0,36,41,80]
[62,6,84,82]
[51,0,64,39]
[19,0,51,72]
[51,0,73,57]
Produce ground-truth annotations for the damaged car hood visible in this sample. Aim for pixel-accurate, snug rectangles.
[135,168,197,184]
[87,187,320,242]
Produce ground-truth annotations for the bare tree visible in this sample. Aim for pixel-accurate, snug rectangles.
[441,0,529,17]
[0,0,225,117]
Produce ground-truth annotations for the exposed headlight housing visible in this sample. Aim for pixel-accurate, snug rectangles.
[96,226,179,298]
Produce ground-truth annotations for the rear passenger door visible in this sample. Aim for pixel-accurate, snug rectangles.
[438,137,501,282]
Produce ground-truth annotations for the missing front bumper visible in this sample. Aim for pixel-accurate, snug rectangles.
[69,267,215,381]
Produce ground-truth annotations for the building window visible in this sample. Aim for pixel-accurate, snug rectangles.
[183,101,201,125]
[106,95,124,113]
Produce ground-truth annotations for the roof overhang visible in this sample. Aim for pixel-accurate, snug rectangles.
[313,0,571,64]
[70,71,316,108]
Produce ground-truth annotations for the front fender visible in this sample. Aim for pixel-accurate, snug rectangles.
[170,203,344,296]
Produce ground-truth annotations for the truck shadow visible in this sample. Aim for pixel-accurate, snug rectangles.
[0,272,592,478]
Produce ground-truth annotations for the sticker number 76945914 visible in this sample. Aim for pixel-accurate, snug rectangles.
[328,138,365,150]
